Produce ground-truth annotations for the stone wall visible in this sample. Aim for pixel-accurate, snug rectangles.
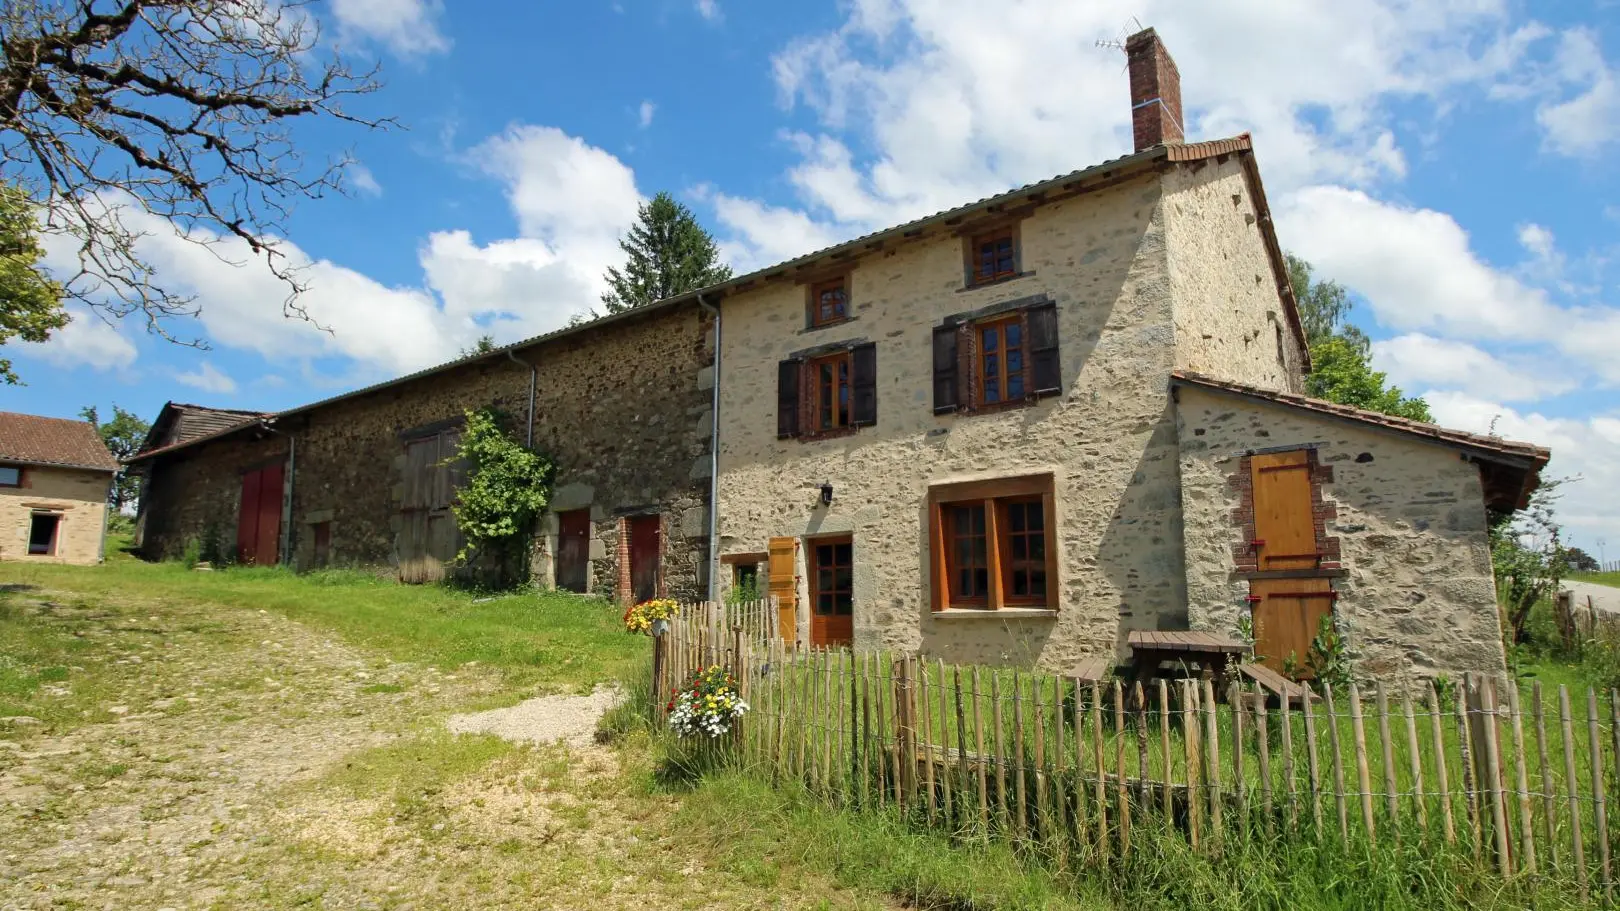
[1163,159,1305,394]
[137,433,287,562]
[715,172,1194,670]
[286,303,714,599]
[1175,384,1507,680]
[0,467,111,564]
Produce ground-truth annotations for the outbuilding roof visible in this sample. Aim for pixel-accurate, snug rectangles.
[0,411,120,472]
[1170,370,1550,510]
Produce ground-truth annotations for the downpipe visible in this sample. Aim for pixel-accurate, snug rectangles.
[698,293,721,602]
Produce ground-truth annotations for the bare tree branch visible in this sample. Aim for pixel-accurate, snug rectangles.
[0,0,390,338]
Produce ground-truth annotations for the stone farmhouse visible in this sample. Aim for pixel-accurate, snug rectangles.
[129,29,1547,680]
[0,411,118,565]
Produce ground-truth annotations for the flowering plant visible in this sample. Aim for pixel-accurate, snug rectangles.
[624,598,679,634]
[667,665,750,738]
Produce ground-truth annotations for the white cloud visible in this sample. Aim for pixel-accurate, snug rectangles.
[1372,334,1575,403]
[330,0,449,58]
[695,186,847,273]
[638,101,656,129]
[1533,28,1620,157]
[174,362,238,395]
[21,305,137,372]
[1426,391,1620,553]
[695,0,721,23]
[347,162,383,197]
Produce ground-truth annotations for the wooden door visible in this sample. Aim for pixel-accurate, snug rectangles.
[556,509,590,593]
[809,536,853,647]
[1251,450,1319,571]
[628,515,661,603]
[398,431,466,584]
[1251,577,1335,676]
[768,536,798,644]
[235,463,283,566]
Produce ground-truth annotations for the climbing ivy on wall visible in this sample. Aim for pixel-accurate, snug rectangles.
[451,408,554,577]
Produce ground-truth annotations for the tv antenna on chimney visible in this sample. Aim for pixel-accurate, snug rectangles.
[1095,17,1145,53]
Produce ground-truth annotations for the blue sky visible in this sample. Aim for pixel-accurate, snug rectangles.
[5,0,1619,556]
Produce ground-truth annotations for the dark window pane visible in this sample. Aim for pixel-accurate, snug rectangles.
[1008,505,1025,533]
[834,568,852,591]
[1012,570,1028,596]
[1008,374,1024,399]
[835,543,851,562]
[1028,506,1044,532]
[1031,571,1046,597]
[1030,532,1045,559]
[1006,323,1021,346]
[1011,536,1027,560]
[957,570,973,595]
[972,506,986,533]
[971,537,986,564]
[1007,349,1022,373]
[984,378,1000,403]
[982,327,998,352]
[972,568,988,594]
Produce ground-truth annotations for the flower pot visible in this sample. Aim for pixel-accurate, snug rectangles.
[650,618,671,637]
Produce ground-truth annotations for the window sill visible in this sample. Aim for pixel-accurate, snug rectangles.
[958,271,1036,293]
[933,607,1058,620]
[801,316,857,334]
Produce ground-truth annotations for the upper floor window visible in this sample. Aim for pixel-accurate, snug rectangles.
[933,298,1061,415]
[778,342,877,440]
[809,350,853,432]
[809,275,851,328]
[0,465,19,488]
[969,227,1019,285]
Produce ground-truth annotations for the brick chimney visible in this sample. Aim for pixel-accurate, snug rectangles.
[1126,28,1183,151]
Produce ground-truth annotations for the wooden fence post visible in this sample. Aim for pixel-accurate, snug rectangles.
[1560,685,1588,902]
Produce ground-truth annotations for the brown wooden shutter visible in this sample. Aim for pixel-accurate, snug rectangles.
[932,324,959,414]
[777,358,802,438]
[1250,577,1335,675]
[767,536,798,643]
[1250,450,1320,571]
[1027,301,1061,397]
[851,342,877,426]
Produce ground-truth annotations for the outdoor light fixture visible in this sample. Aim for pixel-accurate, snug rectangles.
[820,482,834,505]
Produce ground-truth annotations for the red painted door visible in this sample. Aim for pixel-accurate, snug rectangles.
[628,515,661,603]
[557,509,590,593]
[236,463,283,566]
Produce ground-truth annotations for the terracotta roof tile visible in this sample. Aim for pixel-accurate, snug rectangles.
[0,411,119,472]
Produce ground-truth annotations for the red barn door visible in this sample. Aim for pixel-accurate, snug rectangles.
[236,463,283,566]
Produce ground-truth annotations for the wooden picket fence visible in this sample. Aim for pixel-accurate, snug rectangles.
[651,609,1620,903]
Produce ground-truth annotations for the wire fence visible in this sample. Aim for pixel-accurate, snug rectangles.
[651,604,1619,904]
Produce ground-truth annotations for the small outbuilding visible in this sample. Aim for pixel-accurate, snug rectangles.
[0,411,118,564]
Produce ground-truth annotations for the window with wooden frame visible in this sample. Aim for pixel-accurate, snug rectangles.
[778,343,878,440]
[933,299,1061,415]
[968,226,1019,286]
[0,465,19,488]
[808,274,851,328]
[928,474,1057,612]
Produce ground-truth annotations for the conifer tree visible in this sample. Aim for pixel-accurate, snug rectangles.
[600,193,732,313]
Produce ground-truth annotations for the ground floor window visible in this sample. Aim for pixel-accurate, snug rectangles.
[929,474,1056,611]
[28,512,60,556]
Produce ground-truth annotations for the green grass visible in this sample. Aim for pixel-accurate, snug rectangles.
[673,770,1107,910]
[1572,571,1620,589]
[1,552,645,699]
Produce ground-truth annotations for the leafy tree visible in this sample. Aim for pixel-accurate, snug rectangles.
[600,192,731,313]
[79,403,149,510]
[1287,253,1428,421]
[1565,546,1600,573]
[0,184,66,383]
[1306,337,1433,422]
[1491,480,1569,645]
[460,335,495,357]
[0,0,386,340]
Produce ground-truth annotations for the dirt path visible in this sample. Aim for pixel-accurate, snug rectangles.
[0,587,877,910]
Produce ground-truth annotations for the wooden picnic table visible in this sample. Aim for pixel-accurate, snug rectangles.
[1125,630,1249,686]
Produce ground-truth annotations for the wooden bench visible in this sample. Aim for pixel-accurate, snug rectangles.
[1073,657,1114,685]
[1238,662,1318,709]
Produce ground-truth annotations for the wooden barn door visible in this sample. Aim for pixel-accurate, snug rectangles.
[627,515,661,603]
[1247,449,1333,674]
[235,463,283,566]
[768,537,798,645]
[398,429,466,584]
[556,509,590,593]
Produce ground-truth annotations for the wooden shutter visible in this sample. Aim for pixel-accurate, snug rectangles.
[777,358,802,439]
[767,536,798,644]
[1251,450,1319,571]
[1027,301,1061,397]
[1250,577,1335,675]
[932,324,959,414]
[850,342,877,427]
